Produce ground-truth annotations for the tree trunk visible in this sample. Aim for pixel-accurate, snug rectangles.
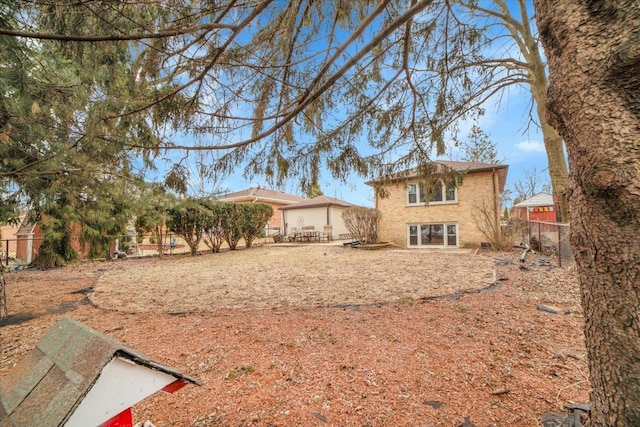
[527,31,570,223]
[535,1,640,425]
[154,226,165,259]
[539,108,569,223]
[0,267,7,322]
[30,239,67,269]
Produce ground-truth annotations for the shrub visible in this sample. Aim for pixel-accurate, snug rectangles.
[199,199,226,253]
[220,202,243,250]
[168,198,209,256]
[239,203,273,248]
[473,199,513,251]
[342,207,381,245]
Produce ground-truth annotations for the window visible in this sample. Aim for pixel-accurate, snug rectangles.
[407,181,456,205]
[445,183,456,201]
[429,185,443,203]
[407,184,417,204]
[408,223,457,247]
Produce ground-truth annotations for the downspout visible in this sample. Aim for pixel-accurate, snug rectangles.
[492,169,500,233]
[282,209,288,236]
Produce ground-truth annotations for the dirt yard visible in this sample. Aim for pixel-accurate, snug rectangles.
[0,243,589,426]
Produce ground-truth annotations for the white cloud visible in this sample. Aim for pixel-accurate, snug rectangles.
[516,140,545,153]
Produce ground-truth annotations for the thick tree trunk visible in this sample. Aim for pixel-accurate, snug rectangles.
[535,1,640,425]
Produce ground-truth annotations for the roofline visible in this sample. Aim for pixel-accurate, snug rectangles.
[279,202,352,211]
[514,192,555,208]
[217,195,302,205]
[115,350,202,386]
[365,162,508,186]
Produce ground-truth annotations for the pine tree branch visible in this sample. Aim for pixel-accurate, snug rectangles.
[0,23,238,41]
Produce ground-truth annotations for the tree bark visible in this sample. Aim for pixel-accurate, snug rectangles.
[526,28,570,222]
[535,1,640,425]
[0,268,7,321]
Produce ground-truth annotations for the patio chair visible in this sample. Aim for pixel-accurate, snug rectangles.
[288,227,300,242]
[320,225,333,241]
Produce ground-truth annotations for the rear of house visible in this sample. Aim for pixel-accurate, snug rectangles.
[280,195,355,238]
[368,161,508,248]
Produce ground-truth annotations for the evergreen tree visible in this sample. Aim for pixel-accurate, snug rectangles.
[304,183,324,198]
[2,1,568,219]
[456,125,500,164]
[1,1,165,267]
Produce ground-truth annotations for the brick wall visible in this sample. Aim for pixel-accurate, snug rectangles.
[375,171,500,248]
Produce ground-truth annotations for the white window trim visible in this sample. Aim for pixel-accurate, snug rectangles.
[407,222,459,248]
[406,181,457,206]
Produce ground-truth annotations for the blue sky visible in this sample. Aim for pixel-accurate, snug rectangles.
[219,82,552,208]
[146,1,554,208]
[211,4,554,208]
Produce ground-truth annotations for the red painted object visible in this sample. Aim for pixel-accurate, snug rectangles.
[99,408,133,427]
[162,379,190,394]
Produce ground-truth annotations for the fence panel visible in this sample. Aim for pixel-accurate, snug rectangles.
[2,230,283,266]
[510,218,573,267]
[0,239,19,266]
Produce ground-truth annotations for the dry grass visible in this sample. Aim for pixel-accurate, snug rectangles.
[1,243,589,426]
[92,245,496,313]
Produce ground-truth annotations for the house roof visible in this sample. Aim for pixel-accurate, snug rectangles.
[514,192,554,208]
[0,317,201,426]
[15,216,37,236]
[365,160,509,191]
[217,187,308,205]
[279,195,355,211]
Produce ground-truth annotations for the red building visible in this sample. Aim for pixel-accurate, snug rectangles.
[512,192,557,222]
[16,216,116,264]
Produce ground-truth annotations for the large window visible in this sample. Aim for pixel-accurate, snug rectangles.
[406,181,456,205]
[408,223,458,247]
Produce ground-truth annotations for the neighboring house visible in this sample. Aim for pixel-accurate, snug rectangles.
[0,317,200,427]
[512,192,557,222]
[15,218,43,264]
[0,217,23,263]
[15,215,116,263]
[511,192,559,250]
[367,160,508,248]
[280,195,356,238]
[217,187,308,233]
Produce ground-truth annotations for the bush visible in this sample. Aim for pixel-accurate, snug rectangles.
[168,198,209,256]
[473,199,513,251]
[342,207,381,245]
[197,200,223,253]
[239,203,273,248]
[218,202,243,250]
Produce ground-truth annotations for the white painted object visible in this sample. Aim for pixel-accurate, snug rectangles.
[65,357,176,427]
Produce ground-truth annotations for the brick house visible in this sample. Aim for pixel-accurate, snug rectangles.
[217,187,307,233]
[366,161,508,248]
[15,215,116,263]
